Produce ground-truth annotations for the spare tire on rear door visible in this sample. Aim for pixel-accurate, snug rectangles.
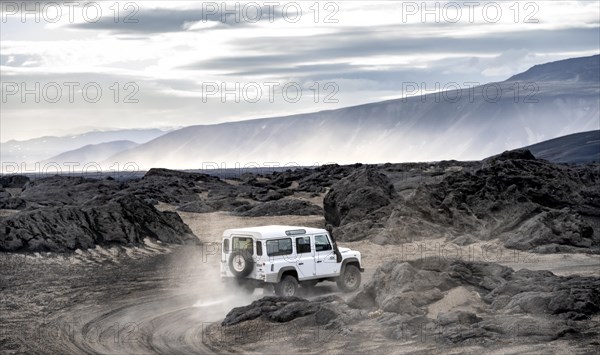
[229,250,254,277]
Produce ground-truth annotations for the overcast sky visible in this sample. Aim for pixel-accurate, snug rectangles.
[1,1,599,142]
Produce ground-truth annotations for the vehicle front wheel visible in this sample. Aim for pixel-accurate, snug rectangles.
[336,265,361,292]
[274,275,298,297]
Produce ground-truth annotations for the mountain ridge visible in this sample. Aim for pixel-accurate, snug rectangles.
[507,54,600,82]
[43,140,140,165]
[526,130,600,163]
[1,129,169,166]
[3,55,598,170]
[106,55,600,169]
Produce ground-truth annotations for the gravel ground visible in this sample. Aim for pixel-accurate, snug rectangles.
[1,211,598,354]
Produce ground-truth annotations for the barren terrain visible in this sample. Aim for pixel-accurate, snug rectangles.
[2,151,600,354]
[2,210,599,354]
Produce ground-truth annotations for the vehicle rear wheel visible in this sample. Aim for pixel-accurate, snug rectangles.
[274,275,298,297]
[337,265,361,292]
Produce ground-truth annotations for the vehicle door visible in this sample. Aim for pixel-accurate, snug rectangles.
[294,236,315,280]
[314,234,340,276]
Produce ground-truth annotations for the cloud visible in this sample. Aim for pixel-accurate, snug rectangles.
[0,54,43,67]
[2,1,599,142]
[68,5,286,34]
[180,26,599,82]
[229,27,599,62]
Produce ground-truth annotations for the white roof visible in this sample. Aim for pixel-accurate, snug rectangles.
[223,225,327,240]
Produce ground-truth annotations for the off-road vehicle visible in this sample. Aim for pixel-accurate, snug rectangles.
[220,225,364,296]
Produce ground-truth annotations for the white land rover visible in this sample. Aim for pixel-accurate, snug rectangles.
[220,225,364,296]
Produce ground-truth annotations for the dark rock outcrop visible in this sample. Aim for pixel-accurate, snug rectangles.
[0,196,26,210]
[143,168,222,181]
[422,151,600,252]
[243,164,355,194]
[347,258,600,343]
[323,150,600,253]
[19,176,121,206]
[486,149,536,162]
[0,188,26,209]
[177,199,252,213]
[324,167,396,241]
[0,194,198,252]
[237,199,322,217]
[222,295,341,326]
[0,175,30,188]
[177,201,217,213]
[216,259,600,348]
[125,168,223,205]
[436,310,482,326]
[350,259,600,321]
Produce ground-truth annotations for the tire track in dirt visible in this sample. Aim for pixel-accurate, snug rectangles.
[49,292,227,354]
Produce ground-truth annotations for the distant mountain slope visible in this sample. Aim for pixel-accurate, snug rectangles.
[507,54,599,83]
[525,130,600,163]
[1,129,168,166]
[109,55,599,169]
[44,140,139,165]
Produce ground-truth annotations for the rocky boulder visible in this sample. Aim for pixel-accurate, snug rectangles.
[177,199,252,213]
[421,150,600,252]
[0,196,26,210]
[324,150,600,252]
[215,259,600,349]
[0,175,30,188]
[0,194,198,252]
[484,149,536,163]
[237,199,322,217]
[350,259,600,321]
[324,167,396,241]
[19,176,121,206]
[222,295,342,326]
[124,168,226,205]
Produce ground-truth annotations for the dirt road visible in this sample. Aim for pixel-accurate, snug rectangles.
[1,213,323,354]
[2,212,598,354]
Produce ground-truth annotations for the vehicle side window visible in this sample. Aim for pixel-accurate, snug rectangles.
[315,235,332,252]
[256,241,263,256]
[223,239,229,253]
[266,238,292,256]
[296,236,311,254]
